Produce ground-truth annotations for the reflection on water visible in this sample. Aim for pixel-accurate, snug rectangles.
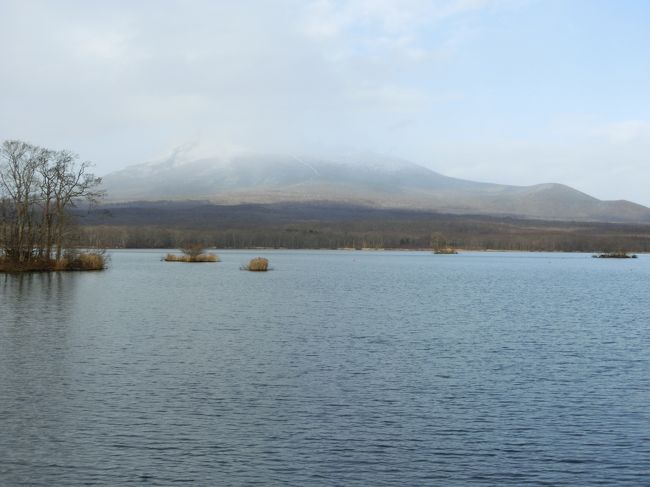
[1,272,78,484]
[1,272,76,372]
[1,250,650,486]
[2,271,74,315]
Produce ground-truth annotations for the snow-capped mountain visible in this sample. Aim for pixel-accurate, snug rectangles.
[101,153,650,223]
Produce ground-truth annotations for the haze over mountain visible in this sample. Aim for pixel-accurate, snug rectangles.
[101,153,650,223]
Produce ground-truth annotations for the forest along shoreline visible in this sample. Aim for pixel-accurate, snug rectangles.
[75,201,650,254]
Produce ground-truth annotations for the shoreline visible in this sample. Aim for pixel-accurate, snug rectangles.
[100,247,647,254]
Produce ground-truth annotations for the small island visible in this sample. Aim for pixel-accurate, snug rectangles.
[241,257,269,271]
[163,243,220,263]
[0,140,106,272]
[434,248,458,255]
[593,252,638,259]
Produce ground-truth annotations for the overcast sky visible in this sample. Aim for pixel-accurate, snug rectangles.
[1,0,649,204]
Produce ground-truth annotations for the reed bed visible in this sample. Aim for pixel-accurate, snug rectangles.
[241,257,269,271]
[0,251,107,272]
[434,248,458,254]
[163,253,220,263]
[0,258,53,272]
[65,251,107,270]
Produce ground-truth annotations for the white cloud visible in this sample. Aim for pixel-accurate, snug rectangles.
[600,120,650,144]
[420,118,650,205]
[299,0,492,60]
[1,0,491,170]
[1,0,647,207]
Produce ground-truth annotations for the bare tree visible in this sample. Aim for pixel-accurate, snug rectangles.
[0,141,42,261]
[35,148,57,258]
[0,140,103,265]
[180,242,207,259]
[49,150,103,260]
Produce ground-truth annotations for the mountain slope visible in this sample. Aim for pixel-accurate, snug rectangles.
[101,153,650,223]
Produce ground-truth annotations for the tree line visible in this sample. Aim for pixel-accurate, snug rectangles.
[76,220,650,253]
[0,139,104,270]
[68,194,650,253]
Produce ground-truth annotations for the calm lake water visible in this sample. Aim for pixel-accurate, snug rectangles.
[1,250,650,486]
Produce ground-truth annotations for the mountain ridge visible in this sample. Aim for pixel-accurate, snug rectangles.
[101,153,650,223]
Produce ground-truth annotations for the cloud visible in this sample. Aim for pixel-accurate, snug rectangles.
[1,0,492,170]
[424,117,650,205]
[299,0,491,61]
[0,0,648,206]
[600,120,650,144]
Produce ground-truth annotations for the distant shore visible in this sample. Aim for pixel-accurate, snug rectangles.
[101,247,646,254]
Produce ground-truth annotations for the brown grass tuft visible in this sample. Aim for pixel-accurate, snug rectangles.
[163,253,220,263]
[64,251,107,270]
[76,252,106,270]
[434,248,458,254]
[53,258,70,271]
[242,257,269,271]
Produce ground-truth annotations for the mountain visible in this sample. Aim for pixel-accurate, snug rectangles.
[101,153,650,223]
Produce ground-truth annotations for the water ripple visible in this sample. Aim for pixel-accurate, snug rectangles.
[1,250,649,485]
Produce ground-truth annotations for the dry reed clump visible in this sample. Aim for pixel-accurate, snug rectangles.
[242,257,269,271]
[53,258,70,271]
[163,253,220,263]
[64,251,108,270]
[76,252,107,269]
[434,248,458,254]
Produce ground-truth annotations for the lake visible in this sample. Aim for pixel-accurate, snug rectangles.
[1,250,649,486]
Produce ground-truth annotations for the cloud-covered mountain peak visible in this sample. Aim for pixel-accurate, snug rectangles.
[101,152,650,223]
